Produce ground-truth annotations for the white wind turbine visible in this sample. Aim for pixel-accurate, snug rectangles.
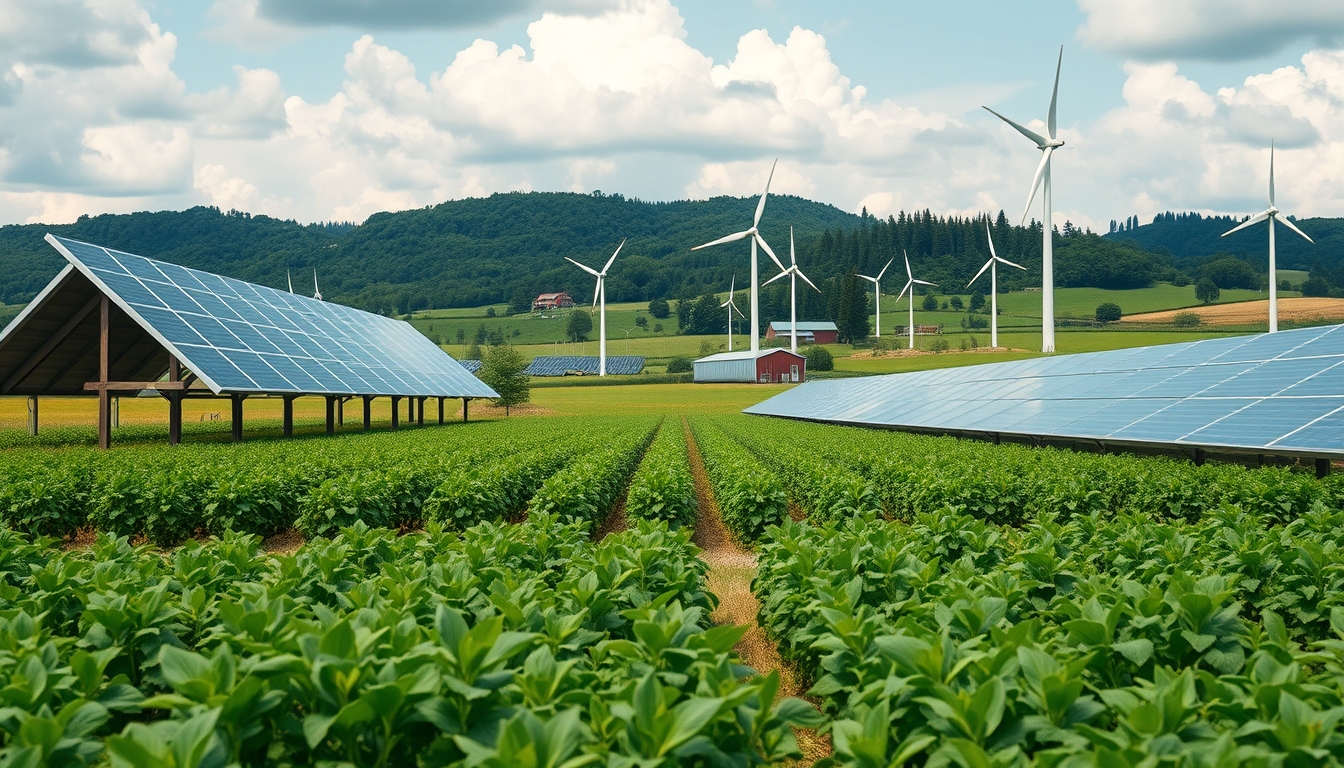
[566,239,624,375]
[312,269,323,301]
[983,46,1064,353]
[1221,143,1313,333]
[967,221,1026,349]
[763,227,821,353]
[691,160,787,353]
[287,270,294,294]
[857,258,894,338]
[895,252,937,350]
[720,275,745,351]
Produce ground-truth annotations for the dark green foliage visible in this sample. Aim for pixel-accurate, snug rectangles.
[1200,256,1260,290]
[647,297,670,318]
[507,286,533,315]
[921,293,938,312]
[626,421,697,527]
[949,295,963,310]
[1196,277,1221,304]
[478,344,530,414]
[565,310,592,342]
[665,356,693,373]
[969,291,986,311]
[1303,274,1331,297]
[1095,301,1122,322]
[835,272,868,344]
[1173,310,1201,327]
[803,346,833,371]
[688,419,789,542]
[527,421,656,524]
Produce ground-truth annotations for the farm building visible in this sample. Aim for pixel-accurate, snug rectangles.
[764,321,838,345]
[694,349,805,384]
[532,292,575,311]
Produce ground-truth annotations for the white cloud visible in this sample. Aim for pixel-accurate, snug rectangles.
[1077,0,1344,61]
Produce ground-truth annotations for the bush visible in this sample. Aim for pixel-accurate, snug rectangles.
[1173,311,1201,327]
[969,291,986,311]
[922,294,938,311]
[1195,278,1220,304]
[648,297,670,319]
[1302,275,1331,297]
[1095,302,1122,323]
[1172,275,1191,287]
[949,296,964,310]
[804,346,833,372]
[665,356,693,373]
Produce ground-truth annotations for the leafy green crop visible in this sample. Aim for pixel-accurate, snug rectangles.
[626,420,697,528]
[688,418,788,543]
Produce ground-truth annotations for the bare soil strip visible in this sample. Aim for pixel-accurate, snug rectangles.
[681,417,830,764]
[591,488,629,542]
[1121,297,1344,325]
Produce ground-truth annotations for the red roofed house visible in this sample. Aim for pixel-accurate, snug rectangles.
[532,292,576,311]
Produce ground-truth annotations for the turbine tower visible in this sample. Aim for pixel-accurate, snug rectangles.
[566,239,624,375]
[1221,143,1313,333]
[895,252,937,350]
[312,269,323,301]
[984,46,1064,353]
[720,275,745,351]
[763,227,820,353]
[858,258,894,338]
[692,160,786,352]
[967,221,1026,348]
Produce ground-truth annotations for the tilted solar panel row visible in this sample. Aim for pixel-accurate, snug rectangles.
[523,356,645,376]
[745,324,1344,457]
[46,235,497,399]
[458,359,482,374]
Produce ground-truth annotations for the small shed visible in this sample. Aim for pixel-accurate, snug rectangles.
[693,349,806,384]
[764,321,838,345]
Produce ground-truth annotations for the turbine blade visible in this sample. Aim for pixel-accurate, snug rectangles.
[763,269,790,286]
[1021,146,1053,225]
[913,279,937,286]
[1048,46,1062,140]
[565,257,601,276]
[287,270,293,293]
[904,251,912,280]
[720,298,732,307]
[602,238,624,274]
[756,233,786,272]
[592,277,601,308]
[789,226,796,266]
[999,257,1028,271]
[1221,211,1271,237]
[754,158,777,227]
[858,274,877,283]
[877,258,893,281]
[692,230,750,250]
[985,221,997,259]
[730,275,736,293]
[1276,213,1315,243]
[797,268,821,293]
[967,257,993,288]
[1269,140,1275,207]
[982,106,1049,147]
[896,280,911,301]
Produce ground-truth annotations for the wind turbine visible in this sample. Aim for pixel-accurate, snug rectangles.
[983,46,1064,353]
[1221,142,1313,333]
[857,258,894,338]
[565,239,624,375]
[967,221,1026,348]
[691,160,787,353]
[719,276,745,351]
[312,269,323,301]
[287,270,294,294]
[764,227,821,353]
[895,252,937,350]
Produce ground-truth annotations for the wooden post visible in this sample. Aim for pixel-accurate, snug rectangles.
[325,396,335,435]
[97,295,111,450]
[391,397,400,430]
[231,395,243,442]
[26,396,37,436]
[1318,458,1331,479]
[111,397,119,429]
[462,398,468,423]
[337,397,344,427]
[168,355,182,446]
[417,397,425,426]
[363,396,372,431]
[1194,448,1206,467]
[282,396,295,437]
[438,397,444,425]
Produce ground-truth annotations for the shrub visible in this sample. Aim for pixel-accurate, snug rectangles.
[921,294,938,311]
[1173,311,1201,327]
[665,356,693,373]
[648,297,670,318]
[1195,278,1220,304]
[1095,302,1122,323]
[804,346,833,371]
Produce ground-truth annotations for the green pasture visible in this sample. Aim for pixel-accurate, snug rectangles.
[410,301,680,347]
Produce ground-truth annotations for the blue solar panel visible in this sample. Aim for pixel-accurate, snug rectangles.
[46,235,498,399]
[458,359,482,374]
[524,356,645,376]
[745,324,1344,457]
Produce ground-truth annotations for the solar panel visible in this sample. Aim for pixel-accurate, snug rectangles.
[459,359,482,374]
[524,356,645,376]
[46,235,498,399]
[745,324,1344,457]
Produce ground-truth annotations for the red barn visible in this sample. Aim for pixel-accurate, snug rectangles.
[532,292,575,311]
[693,349,806,383]
[764,321,838,345]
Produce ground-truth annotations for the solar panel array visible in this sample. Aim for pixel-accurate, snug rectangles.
[746,324,1344,456]
[524,355,645,376]
[49,235,498,399]
[459,359,482,374]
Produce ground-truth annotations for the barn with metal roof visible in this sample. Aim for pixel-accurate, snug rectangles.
[0,234,497,447]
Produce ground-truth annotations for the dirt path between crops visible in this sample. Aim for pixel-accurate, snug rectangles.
[682,417,829,765]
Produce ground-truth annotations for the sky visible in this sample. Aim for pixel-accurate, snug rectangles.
[4,0,1344,231]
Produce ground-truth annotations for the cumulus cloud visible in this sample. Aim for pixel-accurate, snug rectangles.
[1077,0,1344,61]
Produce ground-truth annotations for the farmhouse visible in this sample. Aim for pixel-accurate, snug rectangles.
[693,348,805,384]
[764,321,838,345]
[532,292,575,311]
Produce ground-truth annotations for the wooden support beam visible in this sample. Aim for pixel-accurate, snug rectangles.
[417,396,425,427]
[167,355,181,446]
[111,397,119,429]
[325,396,335,435]
[337,397,345,427]
[231,395,244,442]
[2,294,101,393]
[363,395,372,431]
[438,396,444,425]
[98,296,110,450]
[1318,458,1331,479]
[391,397,400,430]
[27,396,37,436]
[462,397,468,423]
[83,381,187,392]
[282,396,295,437]
[1194,448,1207,467]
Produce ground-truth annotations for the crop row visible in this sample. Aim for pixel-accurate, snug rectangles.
[686,418,788,543]
[754,502,1344,766]
[625,420,698,528]
[720,414,1343,524]
[0,517,819,767]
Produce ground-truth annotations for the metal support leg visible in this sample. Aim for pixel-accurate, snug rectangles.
[462,398,468,423]
[417,397,425,426]
[1194,448,1207,467]
[391,397,400,430]
[231,395,243,442]
[1318,458,1331,479]
[168,394,182,446]
[362,396,372,431]
[438,397,444,425]
[325,396,335,435]
[97,296,110,450]
[282,396,294,437]
[26,396,37,436]
[337,397,344,427]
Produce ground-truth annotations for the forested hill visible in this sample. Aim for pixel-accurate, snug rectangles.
[0,191,1231,315]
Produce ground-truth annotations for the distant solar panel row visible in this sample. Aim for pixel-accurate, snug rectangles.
[745,324,1344,456]
[524,356,645,376]
[48,235,497,399]
[459,359,482,374]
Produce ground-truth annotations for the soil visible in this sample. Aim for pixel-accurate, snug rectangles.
[591,487,629,542]
[262,529,304,555]
[1120,297,1344,326]
[682,417,830,765]
[61,527,97,551]
[462,402,557,419]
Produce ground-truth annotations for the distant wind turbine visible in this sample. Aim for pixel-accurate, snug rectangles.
[691,160,787,352]
[763,227,821,353]
[895,252,937,350]
[857,258,894,338]
[566,239,624,375]
[287,270,294,294]
[719,276,745,351]
[1221,142,1313,333]
[983,46,1064,353]
[967,222,1026,348]
[312,269,323,301]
